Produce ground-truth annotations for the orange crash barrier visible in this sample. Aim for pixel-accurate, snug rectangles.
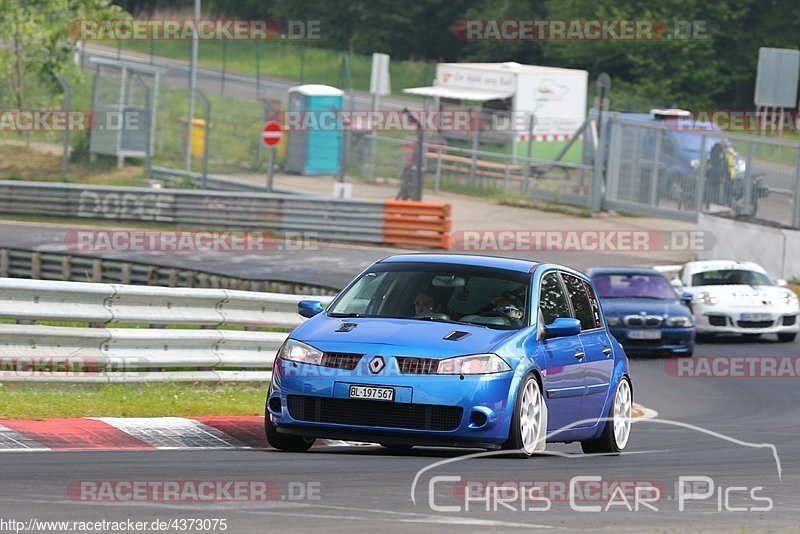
[382,201,452,249]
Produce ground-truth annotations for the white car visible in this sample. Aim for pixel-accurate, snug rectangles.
[657,260,799,342]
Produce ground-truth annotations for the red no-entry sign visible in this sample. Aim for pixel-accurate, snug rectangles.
[261,120,282,147]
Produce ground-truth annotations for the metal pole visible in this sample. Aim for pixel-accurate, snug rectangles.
[55,74,71,178]
[299,46,305,84]
[266,148,275,192]
[415,101,427,201]
[523,113,534,193]
[196,89,210,188]
[339,128,348,183]
[184,0,200,172]
[221,39,227,96]
[255,40,261,100]
[470,108,479,184]
[435,147,442,192]
[367,92,378,179]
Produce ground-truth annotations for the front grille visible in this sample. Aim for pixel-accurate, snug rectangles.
[396,357,438,374]
[624,315,662,327]
[737,320,774,329]
[320,352,362,371]
[287,395,463,431]
[707,315,728,327]
[783,315,797,326]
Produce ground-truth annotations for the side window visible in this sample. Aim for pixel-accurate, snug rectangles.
[539,272,571,325]
[562,274,597,331]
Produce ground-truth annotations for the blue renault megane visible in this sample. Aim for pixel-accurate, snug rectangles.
[266,254,633,457]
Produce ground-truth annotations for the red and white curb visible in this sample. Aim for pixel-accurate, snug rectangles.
[0,416,359,453]
[0,406,656,452]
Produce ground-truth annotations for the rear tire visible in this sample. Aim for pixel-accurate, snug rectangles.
[502,374,546,458]
[581,377,632,455]
[778,333,797,343]
[265,395,315,452]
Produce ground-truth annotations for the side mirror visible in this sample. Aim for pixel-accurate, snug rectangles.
[670,278,684,289]
[680,292,693,307]
[776,279,788,287]
[543,317,581,340]
[298,300,324,318]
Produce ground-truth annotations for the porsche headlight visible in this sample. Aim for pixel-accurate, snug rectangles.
[666,316,693,327]
[436,354,511,375]
[605,315,622,326]
[696,292,718,305]
[278,339,324,366]
[782,291,798,306]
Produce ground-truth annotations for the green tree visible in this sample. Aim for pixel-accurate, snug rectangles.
[0,0,126,109]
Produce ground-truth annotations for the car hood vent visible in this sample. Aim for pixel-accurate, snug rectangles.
[336,322,358,332]
[443,330,471,341]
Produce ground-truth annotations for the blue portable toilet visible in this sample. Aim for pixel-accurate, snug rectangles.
[285,84,344,175]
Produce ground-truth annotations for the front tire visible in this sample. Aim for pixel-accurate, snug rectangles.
[265,395,315,452]
[778,333,797,343]
[502,374,547,458]
[581,377,632,455]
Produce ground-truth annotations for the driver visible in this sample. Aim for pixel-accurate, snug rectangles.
[413,292,438,317]
[492,294,524,326]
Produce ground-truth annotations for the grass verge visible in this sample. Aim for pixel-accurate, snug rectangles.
[0,383,267,420]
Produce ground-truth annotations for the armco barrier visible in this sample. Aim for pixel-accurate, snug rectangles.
[0,247,336,294]
[0,180,451,249]
[383,201,451,249]
[0,277,334,383]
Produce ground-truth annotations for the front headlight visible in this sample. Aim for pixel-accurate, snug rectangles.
[277,339,324,366]
[696,292,718,305]
[782,291,798,307]
[436,353,511,375]
[690,159,700,170]
[605,315,621,326]
[666,316,693,327]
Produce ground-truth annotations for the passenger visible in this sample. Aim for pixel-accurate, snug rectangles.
[492,295,524,326]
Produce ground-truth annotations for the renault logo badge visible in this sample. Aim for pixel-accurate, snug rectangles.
[369,356,385,374]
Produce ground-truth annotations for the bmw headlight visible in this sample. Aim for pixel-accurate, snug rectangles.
[605,315,622,326]
[666,316,693,327]
[696,292,718,305]
[436,354,511,375]
[277,339,324,366]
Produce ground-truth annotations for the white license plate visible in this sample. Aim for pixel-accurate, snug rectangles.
[349,385,394,401]
[628,330,662,340]
[740,313,771,321]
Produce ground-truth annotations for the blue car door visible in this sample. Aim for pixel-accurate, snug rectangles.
[536,271,586,432]
[562,273,615,426]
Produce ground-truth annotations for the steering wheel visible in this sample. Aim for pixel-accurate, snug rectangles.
[415,312,452,321]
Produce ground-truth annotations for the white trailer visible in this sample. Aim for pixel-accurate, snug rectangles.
[404,61,588,161]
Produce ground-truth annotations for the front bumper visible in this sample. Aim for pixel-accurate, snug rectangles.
[694,307,799,335]
[608,326,695,354]
[268,357,516,447]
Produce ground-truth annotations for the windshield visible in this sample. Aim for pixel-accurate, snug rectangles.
[328,263,530,330]
[592,273,676,299]
[691,269,773,287]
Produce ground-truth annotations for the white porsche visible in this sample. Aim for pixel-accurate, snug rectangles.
[658,260,799,342]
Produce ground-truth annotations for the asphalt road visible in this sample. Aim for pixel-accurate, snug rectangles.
[1,336,797,533]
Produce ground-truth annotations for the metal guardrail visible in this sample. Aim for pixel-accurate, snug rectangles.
[0,180,386,243]
[0,247,336,295]
[0,180,451,248]
[0,278,335,383]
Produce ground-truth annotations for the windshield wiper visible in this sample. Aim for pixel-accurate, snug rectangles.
[413,316,492,329]
[327,312,365,318]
